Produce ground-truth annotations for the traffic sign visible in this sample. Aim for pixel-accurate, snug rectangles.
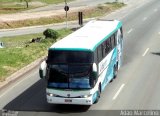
[64,6,69,11]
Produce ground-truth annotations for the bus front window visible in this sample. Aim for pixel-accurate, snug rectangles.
[47,50,94,89]
[47,50,93,64]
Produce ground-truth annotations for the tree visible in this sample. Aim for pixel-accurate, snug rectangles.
[43,29,59,41]
[20,0,31,8]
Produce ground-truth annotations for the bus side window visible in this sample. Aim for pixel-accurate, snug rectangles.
[109,37,113,50]
[111,34,116,48]
[102,42,106,58]
[97,45,103,62]
[105,38,111,54]
[105,40,108,54]
[115,32,118,45]
[94,49,98,64]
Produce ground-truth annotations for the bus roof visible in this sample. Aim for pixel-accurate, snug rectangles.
[50,20,122,51]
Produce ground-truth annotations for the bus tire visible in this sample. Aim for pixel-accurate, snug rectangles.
[109,79,113,83]
[94,85,101,104]
[114,64,118,79]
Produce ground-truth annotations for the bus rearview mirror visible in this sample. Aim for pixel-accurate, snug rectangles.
[91,63,98,79]
[39,60,47,79]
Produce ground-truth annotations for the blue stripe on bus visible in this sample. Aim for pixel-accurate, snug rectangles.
[101,48,117,91]
[92,91,98,103]
[49,48,91,51]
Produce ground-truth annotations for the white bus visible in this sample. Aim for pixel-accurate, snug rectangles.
[39,20,123,105]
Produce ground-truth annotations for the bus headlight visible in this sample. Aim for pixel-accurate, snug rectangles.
[81,94,92,98]
[47,93,58,97]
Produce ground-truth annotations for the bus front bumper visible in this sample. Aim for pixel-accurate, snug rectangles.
[46,95,94,105]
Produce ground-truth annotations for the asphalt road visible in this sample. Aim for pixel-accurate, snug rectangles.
[0,0,160,116]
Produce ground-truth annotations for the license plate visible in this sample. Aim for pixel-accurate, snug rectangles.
[65,99,72,102]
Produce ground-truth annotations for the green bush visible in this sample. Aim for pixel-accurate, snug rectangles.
[43,28,59,40]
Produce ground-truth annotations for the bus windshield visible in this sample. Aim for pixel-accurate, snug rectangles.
[47,64,92,89]
[47,50,93,64]
[46,50,94,89]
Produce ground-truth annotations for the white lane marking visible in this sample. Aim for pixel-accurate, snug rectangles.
[127,29,133,34]
[142,17,148,21]
[154,9,158,12]
[113,84,125,100]
[0,71,38,98]
[142,48,150,57]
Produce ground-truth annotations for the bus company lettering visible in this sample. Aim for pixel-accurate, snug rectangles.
[99,58,108,74]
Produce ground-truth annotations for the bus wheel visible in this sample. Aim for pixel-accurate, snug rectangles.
[109,79,113,83]
[94,85,101,104]
[114,64,118,79]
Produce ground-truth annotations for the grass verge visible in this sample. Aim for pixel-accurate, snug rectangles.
[0,2,125,29]
[0,29,73,81]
